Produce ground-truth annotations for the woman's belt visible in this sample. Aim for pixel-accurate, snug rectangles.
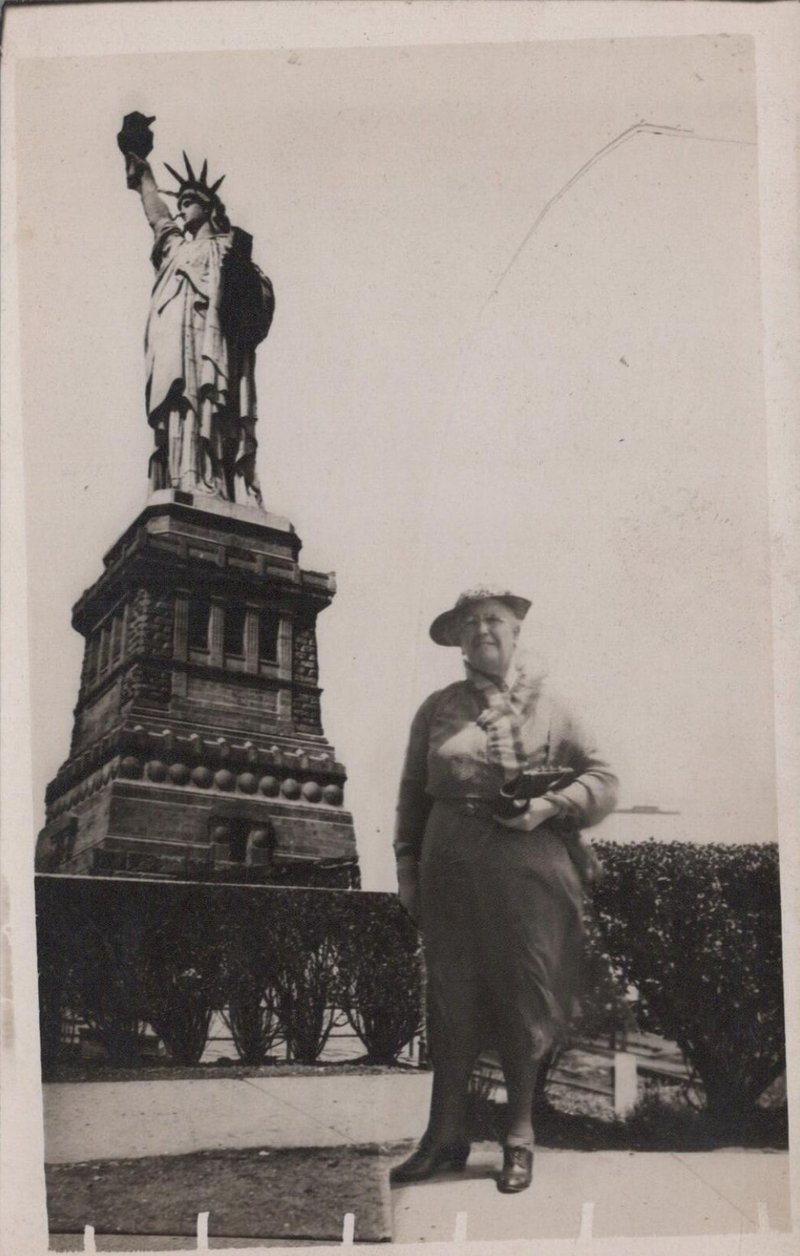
[437,796,499,819]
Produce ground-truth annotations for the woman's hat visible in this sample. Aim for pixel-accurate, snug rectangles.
[429,585,532,646]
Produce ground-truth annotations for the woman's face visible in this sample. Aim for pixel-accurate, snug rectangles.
[458,598,520,678]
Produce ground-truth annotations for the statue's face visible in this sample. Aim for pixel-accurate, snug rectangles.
[178,192,210,232]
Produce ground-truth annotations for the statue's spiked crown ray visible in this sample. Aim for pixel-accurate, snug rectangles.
[162,151,226,206]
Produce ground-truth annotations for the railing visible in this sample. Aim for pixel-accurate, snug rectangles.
[474,1036,689,1115]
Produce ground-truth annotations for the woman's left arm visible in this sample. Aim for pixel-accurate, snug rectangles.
[542,706,618,828]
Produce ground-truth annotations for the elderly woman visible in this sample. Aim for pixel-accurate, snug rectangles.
[391,586,617,1193]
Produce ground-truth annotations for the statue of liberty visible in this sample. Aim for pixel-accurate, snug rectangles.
[119,114,275,506]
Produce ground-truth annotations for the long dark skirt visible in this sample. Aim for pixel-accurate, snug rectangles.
[419,800,585,1071]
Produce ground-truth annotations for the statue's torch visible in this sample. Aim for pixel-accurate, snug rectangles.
[117,112,156,188]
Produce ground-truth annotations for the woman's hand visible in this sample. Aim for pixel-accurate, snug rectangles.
[397,865,420,925]
[495,796,559,832]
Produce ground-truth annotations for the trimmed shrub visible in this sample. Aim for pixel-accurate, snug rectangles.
[262,893,347,1064]
[139,889,222,1065]
[74,916,149,1067]
[591,840,785,1126]
[338,897,423,1064]
[223,987,284,1066]
[216,890,285,1065]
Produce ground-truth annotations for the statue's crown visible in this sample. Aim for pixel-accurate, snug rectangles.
[162,151,226,206]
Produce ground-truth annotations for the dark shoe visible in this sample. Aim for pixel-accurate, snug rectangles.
[389,1135,470,1184]
[498,1143,533,1193]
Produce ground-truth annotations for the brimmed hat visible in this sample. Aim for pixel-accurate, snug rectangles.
[429,585,532,647]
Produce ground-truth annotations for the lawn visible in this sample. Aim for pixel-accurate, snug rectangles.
[47,1145,390,1242]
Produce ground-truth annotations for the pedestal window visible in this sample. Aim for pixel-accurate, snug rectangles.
[259,610,280,662]
[188,596,211,653]
[223,604,247,662]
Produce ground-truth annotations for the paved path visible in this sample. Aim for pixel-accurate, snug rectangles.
[390,1144,792,1242]
[43,1074,432,1163]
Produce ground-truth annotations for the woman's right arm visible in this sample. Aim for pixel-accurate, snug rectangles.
[393,695,436,921]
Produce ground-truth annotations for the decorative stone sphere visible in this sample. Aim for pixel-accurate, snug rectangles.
[214,769,235,791]
[119,755,141,779]
[259,775,280,797]
[168,762,190,785]
[281,777,301,799]
[322,784,343,806]
[210,824,232,844]
[249,828,272,849]
[301,781,322,803]
[146,760,167,782]
[237,772,258,794]
[191,766,213,789]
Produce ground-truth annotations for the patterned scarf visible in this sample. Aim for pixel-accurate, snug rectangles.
[465,653,545,783]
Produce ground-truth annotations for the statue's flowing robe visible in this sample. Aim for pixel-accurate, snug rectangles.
[145,217,274,504]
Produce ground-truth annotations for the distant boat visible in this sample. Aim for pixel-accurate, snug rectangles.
[615,805,681,815]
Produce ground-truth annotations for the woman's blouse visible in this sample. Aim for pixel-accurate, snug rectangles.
[394,662,618,870]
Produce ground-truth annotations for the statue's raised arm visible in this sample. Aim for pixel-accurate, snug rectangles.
[118,113,171,230]
[127,153,173,231]
[118,113,275,508]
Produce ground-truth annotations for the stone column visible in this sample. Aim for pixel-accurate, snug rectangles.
[278,616,292,679]
[173,592,189,696]
[244,608,259,674]
[277,616,293,719]
[173,592,189,662]
[209,601,224,669]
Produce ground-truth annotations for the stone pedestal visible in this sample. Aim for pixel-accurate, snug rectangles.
[36,490,359,887]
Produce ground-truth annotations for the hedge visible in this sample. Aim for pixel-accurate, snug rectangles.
[36,839,786,1127]
[35,875,423,1072]
[590,840,785,1125]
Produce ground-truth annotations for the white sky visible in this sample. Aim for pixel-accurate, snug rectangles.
[14,34,776,890]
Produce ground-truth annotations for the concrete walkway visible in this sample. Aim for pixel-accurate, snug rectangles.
[390,1143,792,1242]
[43,1074,432,1163]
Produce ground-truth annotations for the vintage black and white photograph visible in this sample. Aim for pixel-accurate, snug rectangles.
[1,3,797,1253]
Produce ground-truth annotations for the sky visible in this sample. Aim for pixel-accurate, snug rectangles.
[14,33,776,889]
